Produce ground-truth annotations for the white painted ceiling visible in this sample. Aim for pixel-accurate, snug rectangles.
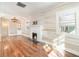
[0,2,62,17]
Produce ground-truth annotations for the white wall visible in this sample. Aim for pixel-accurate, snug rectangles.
[21,17,31,37]
[0,14,31,37]
[38,2,79,56]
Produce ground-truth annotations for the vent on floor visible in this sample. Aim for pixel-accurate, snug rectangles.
[17,2,26,8]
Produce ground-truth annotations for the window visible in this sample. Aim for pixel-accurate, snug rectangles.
[58,11,76,33]
[61,25,75,33]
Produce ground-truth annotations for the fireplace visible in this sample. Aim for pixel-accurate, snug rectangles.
[32,32,37,43]
[31,25,42,43]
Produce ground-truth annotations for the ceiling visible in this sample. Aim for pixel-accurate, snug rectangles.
[0,2,63,18]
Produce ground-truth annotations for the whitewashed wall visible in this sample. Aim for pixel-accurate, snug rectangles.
[38,3,79,56]
[0,14,31,37]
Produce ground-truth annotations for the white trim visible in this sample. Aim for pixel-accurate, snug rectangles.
[22,34,30,38]
[8,34,18,36]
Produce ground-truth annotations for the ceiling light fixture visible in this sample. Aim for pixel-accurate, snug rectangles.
[11,17,18,23]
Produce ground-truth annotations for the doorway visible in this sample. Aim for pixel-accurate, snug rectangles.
[0,17,9,56]
[1,17,9,37]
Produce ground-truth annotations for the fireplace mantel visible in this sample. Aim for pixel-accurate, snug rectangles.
[30,25,42,42]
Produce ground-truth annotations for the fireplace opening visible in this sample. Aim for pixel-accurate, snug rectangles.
[32,32,37,44]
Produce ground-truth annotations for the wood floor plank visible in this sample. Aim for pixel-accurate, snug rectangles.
[0,36,48,57]
[12,39,31,56]
[0,36,78,57]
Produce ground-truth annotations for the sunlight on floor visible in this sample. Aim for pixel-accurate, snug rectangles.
[4,45,9,50]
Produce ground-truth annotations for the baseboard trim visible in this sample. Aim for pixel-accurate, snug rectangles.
[22,34,30,38]
[8,34,19,36]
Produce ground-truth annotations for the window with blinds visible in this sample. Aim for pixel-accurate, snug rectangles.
[59,11,76,33]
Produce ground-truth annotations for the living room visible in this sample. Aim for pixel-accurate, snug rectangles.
[0,2,79,57]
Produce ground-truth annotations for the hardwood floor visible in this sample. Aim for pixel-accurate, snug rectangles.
[0,36,78,57]
[0,36,48,57]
